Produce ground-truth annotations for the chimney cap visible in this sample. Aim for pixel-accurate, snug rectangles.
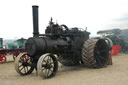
[32,5,39,7]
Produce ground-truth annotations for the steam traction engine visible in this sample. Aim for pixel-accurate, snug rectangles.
[15,6,111,79]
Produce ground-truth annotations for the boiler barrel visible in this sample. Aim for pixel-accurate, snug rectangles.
[25,37,68,57]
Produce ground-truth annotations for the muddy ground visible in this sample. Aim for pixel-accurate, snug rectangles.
[0,53,128,85]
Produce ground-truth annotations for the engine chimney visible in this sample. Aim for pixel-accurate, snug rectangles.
[32,5,39,37]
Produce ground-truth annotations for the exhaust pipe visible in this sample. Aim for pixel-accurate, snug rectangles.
[32,5,39,37]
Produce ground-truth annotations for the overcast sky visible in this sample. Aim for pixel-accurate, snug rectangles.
[0,0,128,39]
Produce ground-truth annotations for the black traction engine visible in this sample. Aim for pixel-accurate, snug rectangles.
[15,5,111,79]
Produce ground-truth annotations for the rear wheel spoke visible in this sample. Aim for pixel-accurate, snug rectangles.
[99,56,106,61]
[98,42,104,48]
[100,49,108,53]
[96,56,102,66]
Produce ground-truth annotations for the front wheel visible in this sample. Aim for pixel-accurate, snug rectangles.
[15,53,34,75]
[37,53,58,79]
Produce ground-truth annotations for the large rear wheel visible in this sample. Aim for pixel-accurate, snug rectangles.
[82,39,110,68]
